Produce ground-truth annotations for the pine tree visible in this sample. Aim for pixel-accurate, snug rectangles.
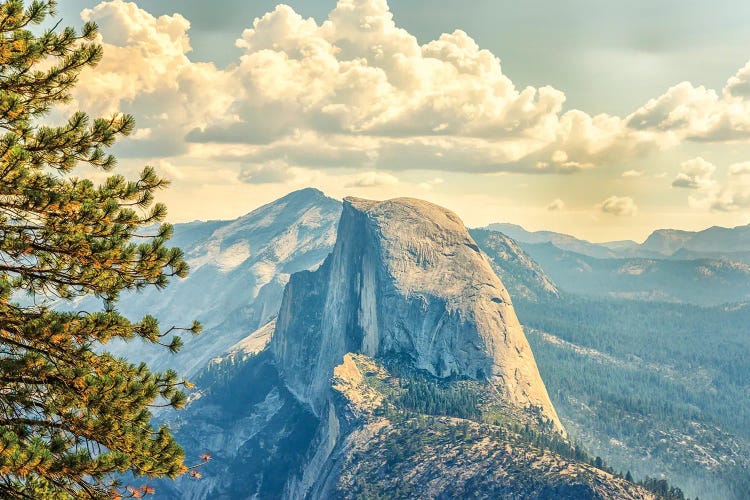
[0,1,202,497]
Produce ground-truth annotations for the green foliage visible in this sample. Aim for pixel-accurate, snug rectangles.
[638,476,686,500]
[517,423,590,464]
[516,295,750,499]
[398,377,480,420]
[376,355,696,499]
[0,1,200,497]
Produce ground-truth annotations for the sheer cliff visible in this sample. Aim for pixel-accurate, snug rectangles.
[272,197,563,434]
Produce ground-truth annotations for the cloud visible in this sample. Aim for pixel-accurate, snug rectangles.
[680,160,750,212]
[74,0,233,157]
[724,61,750,99]
[417,177,445,191]
[213,3,581,171]
[68,0,673,174]
[598,196,638,216]
[672,157,717,189]
[238,160,318,184]
[626,65,750,143]
[714,162,750,211]
[667,157,750,212]
[345,171,399,187]
[228,6,568,142]
[622,169,644,178]
[547,198,565,212]
[152,159,184,180]
[68,0,750,182]
[547,198,565,211]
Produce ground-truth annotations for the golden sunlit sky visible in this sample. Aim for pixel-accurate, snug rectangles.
[54,0,750,242]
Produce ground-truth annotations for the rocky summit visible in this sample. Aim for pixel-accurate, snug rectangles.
[273,196,563,434]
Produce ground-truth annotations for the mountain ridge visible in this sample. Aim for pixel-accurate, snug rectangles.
[486,220,750,258]
[104,187,341,378]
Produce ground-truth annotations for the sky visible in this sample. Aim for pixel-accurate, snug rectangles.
[50,0,750,242]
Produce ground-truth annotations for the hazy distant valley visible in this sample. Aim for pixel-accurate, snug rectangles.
[93,189,750,500]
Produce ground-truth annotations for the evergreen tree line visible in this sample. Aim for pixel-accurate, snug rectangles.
[398,378,480,420]
[0,1,204,497]
[516,295,750,499]
[385,365,693,499]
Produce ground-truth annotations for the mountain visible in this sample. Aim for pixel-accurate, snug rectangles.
[273,197,563,432]
[516,242,750,305]
[487,221,750,259]
[640,228,700,255]
[105,188,341,378]
[469,228,559,302]
[484,223,640,259]
[669,247,750,264]
[107,191,571,378]
[80,189,745,499]
[642,224,750,255]
[149,196,657,499]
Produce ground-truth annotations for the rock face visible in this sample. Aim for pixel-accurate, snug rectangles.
[272,196,563,432]
[470,228,560,302]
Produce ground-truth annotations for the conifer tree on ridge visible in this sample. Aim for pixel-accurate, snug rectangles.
[0,1,202,497]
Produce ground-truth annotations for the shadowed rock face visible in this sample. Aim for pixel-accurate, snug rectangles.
[272,196,563,433]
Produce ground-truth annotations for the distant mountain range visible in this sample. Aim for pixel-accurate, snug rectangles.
[642,225,750,255]
[485,223,645,259]
[486,221,750,260]
[516,241,750,305]
[484,222,750,305]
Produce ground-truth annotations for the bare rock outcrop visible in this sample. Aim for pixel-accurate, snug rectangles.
[272,196,563,433]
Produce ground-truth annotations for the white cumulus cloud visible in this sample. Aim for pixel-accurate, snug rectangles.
[711,164,750,211]
[672,157,717,190]
[681,160,750,212]
[64,0,750,188]
[68,0,680,175]
[598,196,638,217]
